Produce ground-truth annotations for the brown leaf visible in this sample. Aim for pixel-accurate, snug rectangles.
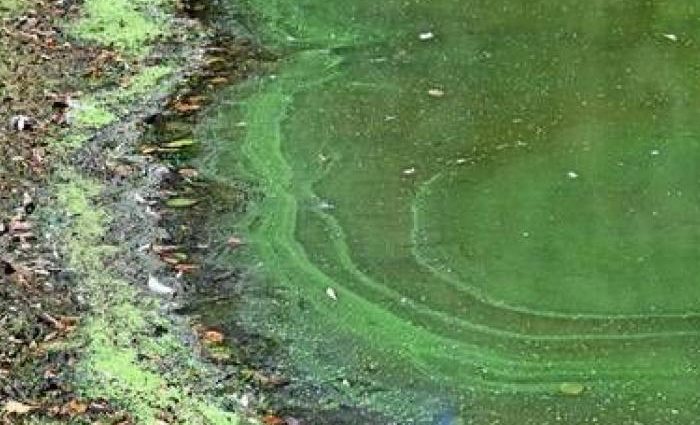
[202,330,224,344]
[262,415,286,425]
[66,399,88,416]
[209,77,229,85]
[172,101,201,113]
[173,263,199,274]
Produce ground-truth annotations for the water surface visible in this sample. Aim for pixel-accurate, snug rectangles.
[202,1,700,422]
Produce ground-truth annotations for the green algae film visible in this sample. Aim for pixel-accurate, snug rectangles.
[204,0,700,423]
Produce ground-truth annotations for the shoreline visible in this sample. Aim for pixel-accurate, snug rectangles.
[1,0,270,422]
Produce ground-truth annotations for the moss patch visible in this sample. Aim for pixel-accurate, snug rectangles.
[72,0,167,53]
[53,172,243,424]
[0,0,19,16]
[119,65,173,99]
[72,98,117,128]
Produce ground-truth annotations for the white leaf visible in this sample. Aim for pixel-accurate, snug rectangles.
[148,275,175,295]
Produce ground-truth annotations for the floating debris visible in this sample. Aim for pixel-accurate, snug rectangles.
[403,167,417,176]
[326,287,338,301]
[650,149,660,156]
[419,31,435,41]
[559,382,585,396]
[428,88,445,97]
[567,171,579,179]
[662,33,678,42]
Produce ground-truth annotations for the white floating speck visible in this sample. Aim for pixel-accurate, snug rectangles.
[419,31,435,41]
[428,88,445,97]
[456,158,467,165]
[567,171,579,179]
[662,33,678,42]
[403,167,417,176]
[326,287,337,301]
[522,231,530,238]
[650,149,660,156]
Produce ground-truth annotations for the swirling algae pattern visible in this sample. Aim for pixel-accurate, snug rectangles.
[206,0,700,422]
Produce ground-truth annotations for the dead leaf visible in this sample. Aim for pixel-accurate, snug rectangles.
[4,400,38,415]
[202,330,224,344]
[153,245,181,254]
[209,77,229,85]
[173,263,199,273]
[178,168,199,178]
[66,399,88,415]
[262,415,286,425]
[227,236,244,248]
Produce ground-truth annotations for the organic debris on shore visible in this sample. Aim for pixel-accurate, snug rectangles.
[0,0,266,422]
[0,0,100,419]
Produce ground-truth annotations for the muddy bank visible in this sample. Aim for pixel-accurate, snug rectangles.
[0,0,268,423]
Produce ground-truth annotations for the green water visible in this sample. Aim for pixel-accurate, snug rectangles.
[203,0,700,423]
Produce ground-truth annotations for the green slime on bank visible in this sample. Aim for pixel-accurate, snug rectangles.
[200,0,700,422]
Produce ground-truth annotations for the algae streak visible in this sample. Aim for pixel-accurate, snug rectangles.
[41,0,246,423]
[53,172,242,425]
[72,0,168,53]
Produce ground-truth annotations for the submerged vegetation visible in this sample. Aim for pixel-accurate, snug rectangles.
[199,0,700,423]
